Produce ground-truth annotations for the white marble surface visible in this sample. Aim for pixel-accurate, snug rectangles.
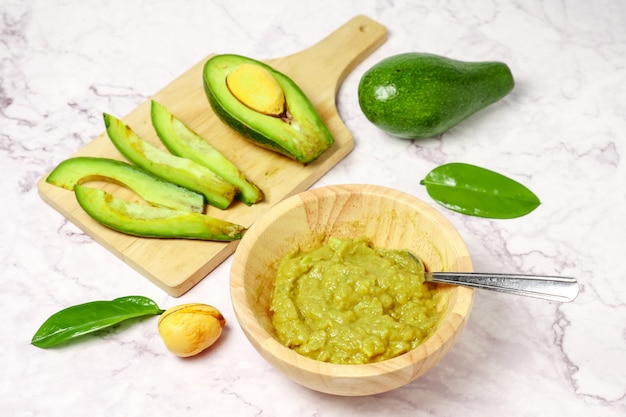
[2,0,625,415]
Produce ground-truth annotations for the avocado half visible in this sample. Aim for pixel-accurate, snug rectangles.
[203,54,334,164]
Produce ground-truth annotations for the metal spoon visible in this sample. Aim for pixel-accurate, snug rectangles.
[407,253,580,302]
[425,271,579,302]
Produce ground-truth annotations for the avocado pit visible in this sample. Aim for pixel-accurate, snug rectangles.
[226,63,286,116]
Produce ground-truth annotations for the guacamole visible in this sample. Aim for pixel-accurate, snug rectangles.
[270,237,443,364]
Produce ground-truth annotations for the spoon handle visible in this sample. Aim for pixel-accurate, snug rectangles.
[426,272,580,302]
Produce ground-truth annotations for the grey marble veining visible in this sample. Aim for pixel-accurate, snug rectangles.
[1,0,625,416]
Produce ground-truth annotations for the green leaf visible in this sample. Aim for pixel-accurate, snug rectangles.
[420,162,541,219]
[31,296,165,348]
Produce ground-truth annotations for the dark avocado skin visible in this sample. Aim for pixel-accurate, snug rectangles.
[358,53,514,139]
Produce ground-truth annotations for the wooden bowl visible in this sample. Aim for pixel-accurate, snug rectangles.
[230,184,474,396]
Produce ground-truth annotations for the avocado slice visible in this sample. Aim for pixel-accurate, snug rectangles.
[103,113,237,210]
[74,185,246,241]
[46,156,205,213]
[150,100,264,205]
[202,54,335,164]
[358,52,515,139]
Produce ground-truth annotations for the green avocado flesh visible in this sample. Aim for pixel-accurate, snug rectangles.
[74,185,246,241]
[358,52,515,139]
[202,54,335,164]
[150,100,263,205]
[46,156,204,213]
[103,113,237,209]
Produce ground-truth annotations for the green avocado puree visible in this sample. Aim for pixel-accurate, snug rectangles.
[270,237,443,364]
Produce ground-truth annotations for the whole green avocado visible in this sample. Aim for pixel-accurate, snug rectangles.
[358,53,514,139]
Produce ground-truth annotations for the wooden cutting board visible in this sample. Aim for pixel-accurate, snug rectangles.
[37,15,387,297]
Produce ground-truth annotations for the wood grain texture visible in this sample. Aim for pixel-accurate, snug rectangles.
[37,15,387,297]
[230,184,474,396]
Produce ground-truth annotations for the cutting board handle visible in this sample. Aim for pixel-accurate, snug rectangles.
[268,15,388,99]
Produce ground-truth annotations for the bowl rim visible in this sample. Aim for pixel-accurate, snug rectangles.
[230,184,474,382]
